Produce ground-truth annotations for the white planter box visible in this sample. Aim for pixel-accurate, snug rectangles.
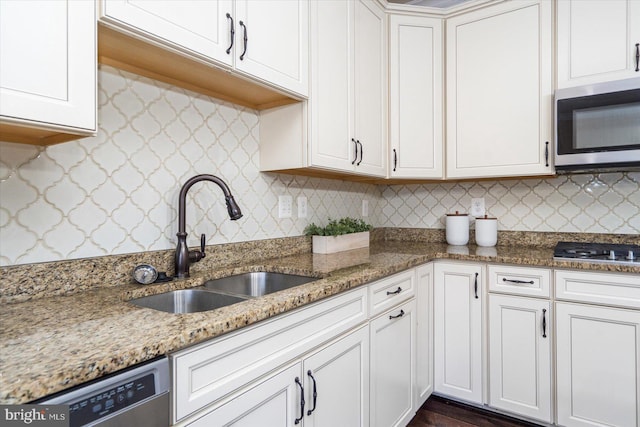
[312,231,370,254]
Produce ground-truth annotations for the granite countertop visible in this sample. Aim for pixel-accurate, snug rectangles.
[1,241,639,404]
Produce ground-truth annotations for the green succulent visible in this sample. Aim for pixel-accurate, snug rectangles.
[304,217,373,236]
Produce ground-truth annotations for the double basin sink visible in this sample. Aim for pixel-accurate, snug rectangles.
[129,272,317,314]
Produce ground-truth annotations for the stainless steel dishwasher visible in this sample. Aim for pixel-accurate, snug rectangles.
[39,357,169,427]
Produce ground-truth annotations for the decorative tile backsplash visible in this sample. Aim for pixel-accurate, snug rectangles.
[1,65,639,266]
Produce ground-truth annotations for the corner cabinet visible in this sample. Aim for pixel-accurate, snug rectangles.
[557,0,640,88]
[0,0,96,145]
[434,262,484,404]
[445,0,553,179]
[260,0,387,178]
[388,14,443,179]
[99,0,308,100]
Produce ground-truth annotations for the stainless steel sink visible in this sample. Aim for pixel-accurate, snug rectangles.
[129,289,247,314]
[204,272,317,297]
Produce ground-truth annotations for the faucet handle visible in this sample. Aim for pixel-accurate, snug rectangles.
[188,233,206,263]
[200,233,206,259]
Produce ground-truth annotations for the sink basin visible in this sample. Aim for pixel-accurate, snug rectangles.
[129,289,247,314]
[204,272,317,297]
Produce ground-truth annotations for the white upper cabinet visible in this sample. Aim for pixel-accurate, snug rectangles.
[100,0,308,97]
[260,0,387,178]
[388,14,443,179]
[445,0,553,179]
[309,0,387,176]
[0,0,96,144]
[557,0,640,88]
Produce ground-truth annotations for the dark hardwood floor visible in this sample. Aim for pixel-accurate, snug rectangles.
[408,396,541,427]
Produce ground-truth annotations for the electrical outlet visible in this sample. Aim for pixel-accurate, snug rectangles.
[471,198,486,217]
[362,200,369,217]
[278,195,292,218]
[297,196,308,218]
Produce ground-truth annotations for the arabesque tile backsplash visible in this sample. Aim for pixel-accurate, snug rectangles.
[1,66,638,266]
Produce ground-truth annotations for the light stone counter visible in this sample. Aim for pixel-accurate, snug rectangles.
[1,237,639,404]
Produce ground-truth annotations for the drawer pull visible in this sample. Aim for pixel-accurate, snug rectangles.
[295,377,305,424]
[542,308,547,338]
[503,278,534,285]
[307,370,318,416]
[389,309,405,320]
[386,287,402,296]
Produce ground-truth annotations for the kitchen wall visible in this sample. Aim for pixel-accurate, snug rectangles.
[1,66,638,266]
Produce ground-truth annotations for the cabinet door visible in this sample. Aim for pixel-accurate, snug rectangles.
[309,0,353,172]
[434,262,484,404]
[234,0,308,97]
[352,0,387,177]
[0,0,96,132]
[186,363,302,427]
[389,14,443,179]
[488,294,551,423]
[303,326,370,427]
[101,0,233,66]
[556,302,640,427]
[370,299,416,427]
[415,264,434,407]
[557,0,640,88]
[445,0,553,179]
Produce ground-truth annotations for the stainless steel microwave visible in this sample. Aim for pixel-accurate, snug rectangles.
[555,77,640,173]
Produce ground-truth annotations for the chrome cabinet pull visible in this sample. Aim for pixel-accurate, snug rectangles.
[294,377,305,424]
[389,309,405,319]
[225,13,234,54]
[386,287,402,296]
[239,20,248,60]
[306,370,318,416]
[503,278,534,285]
[542,308,547,338]
[474,272,479,299]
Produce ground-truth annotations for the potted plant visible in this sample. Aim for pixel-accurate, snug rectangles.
[304,217,373,254]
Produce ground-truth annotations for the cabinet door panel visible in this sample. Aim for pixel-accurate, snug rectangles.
[353,0,386,177]
[389,15,443,179]
[309,0,352,171]
[446,1,552,178]
[303,326,369,427]
[102,0,233,65]
[488,295,551,422]
[557,0,640,87]
[0,0,95,131]
[415,264,434,407]
[187,363,301,427]
[434,262,483,404]
[234,0,308,96]
[556,303,640,427]
[370,299,416,427]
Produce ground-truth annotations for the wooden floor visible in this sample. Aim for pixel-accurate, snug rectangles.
[408,396,541,427]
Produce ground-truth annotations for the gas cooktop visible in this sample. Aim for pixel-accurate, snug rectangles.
[553,241,640,265]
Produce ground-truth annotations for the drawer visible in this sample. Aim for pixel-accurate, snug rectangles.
[369,269,416,317]
[171,287,367,422]
[555,270,640,309]
[488,265,551,298]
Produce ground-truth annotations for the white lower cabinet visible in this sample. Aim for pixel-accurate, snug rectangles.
[187,325,370,427]
[556,302,640,427]
[488,294,552,423]
[370,299,417,427]
[434,262,484,404]
[415,264,434,407]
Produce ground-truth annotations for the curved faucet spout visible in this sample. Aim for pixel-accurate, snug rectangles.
[175,174,243,278]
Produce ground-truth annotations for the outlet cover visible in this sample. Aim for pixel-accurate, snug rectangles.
[297,196,308,218]
[362,200,369,217]
[278,195,292,218]
[471,198,485,217]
